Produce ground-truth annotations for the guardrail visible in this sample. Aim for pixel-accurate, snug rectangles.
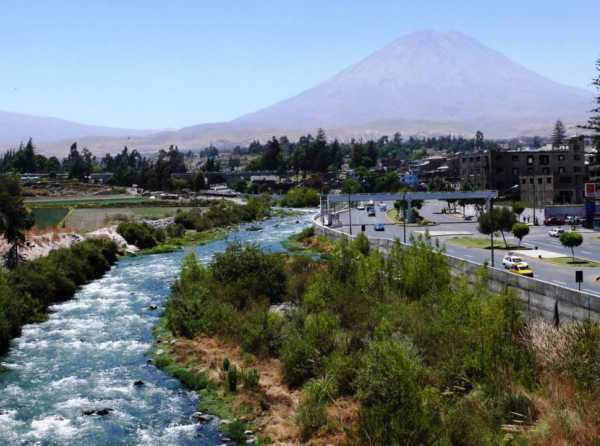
[313,216,600,324]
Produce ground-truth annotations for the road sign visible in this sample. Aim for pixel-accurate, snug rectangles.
[576,270,583,291]
[585,183,597,198]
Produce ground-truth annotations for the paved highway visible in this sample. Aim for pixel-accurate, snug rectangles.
[334,200,600,296]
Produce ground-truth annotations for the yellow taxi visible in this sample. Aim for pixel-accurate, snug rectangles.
[509,262,534,278]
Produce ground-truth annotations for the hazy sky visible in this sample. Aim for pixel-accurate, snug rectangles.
[1,0,598,129]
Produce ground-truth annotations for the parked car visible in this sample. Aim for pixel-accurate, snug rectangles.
[367,207,376,217]
[548,228,565,238]
[502,254,527,269]
[565,216,582,225]
[544,216,565,226]
[509,263,534,278]
[379,202,387,212]
[374,223,385,231]
[357,202,365,210]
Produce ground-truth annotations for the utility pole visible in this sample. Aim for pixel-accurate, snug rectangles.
[489,198,495,267]
[403,192,407,244]
[532,176,537,225]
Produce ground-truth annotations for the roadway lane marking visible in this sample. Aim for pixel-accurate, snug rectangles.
[463,254,475,259]
[552,280,567,286]
[581,250,593,255]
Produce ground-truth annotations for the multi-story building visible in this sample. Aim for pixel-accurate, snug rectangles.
[458,136,587,204]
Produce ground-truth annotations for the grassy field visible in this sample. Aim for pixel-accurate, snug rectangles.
[62,207,193,232]
[29,207,70,229]
[25,196,147,207]
[543,257,600,268]
[447,236,522,250]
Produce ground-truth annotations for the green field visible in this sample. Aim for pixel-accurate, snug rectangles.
[543,257,600,268]
[447,236,521,250]
[62,207,192,232]
[30,207,70,229]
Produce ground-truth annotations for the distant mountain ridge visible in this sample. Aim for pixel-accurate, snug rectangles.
[0,30,593,155]
[0,110,152,147]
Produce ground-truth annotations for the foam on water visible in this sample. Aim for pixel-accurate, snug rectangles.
[0,212,314,445]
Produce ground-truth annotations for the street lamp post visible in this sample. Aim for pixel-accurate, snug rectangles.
[489,198,495,267]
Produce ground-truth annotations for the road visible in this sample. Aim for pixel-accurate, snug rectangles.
[334,200,600,296]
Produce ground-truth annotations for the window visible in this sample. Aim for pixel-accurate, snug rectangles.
[522,178,526,185]
[574,155,580,160]
[538,178,543,184]
[574,166,581,172]
[496,168,504,174]
[540,155,549,165]
[469,157,473,162]
[512,168,519,175]
[527,168,534,174]
[547,177,552,184]
[529,178,534,184]
[542,167,550,174]
[512,155,519,161]
[558,155,565,161]
[462,158,466,162]
[527,156,534,165]
[476,156,481,161]
[558,167,565,174]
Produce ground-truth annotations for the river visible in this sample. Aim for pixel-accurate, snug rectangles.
[0,212,313,445]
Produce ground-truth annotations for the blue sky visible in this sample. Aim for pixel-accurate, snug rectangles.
[1,0,598,129]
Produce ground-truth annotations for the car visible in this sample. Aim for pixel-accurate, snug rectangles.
[357,202,365,211]
[464,215,474,221]
[374,223,385,231]
[548,228,565,237]
[502,254,527,269]
[510,263,534,278]
[367,206,376,217]
[544,216,565,226]
[379,202,387,212]
[565,216,582,225]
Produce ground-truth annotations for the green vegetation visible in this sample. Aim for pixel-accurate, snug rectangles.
[117,222,165,249]
[478,206,517,248]
[29,207,69,229]
[543,257,600,268]
[0,174,34,268]
[164,233,591,444]
[559,231,583,261]
[447,236,520,250]
[279,187,320,208]
[0,238,119,355]
[174,195,271,232]
[512,222,530,246]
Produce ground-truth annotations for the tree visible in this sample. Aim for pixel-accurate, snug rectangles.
[341,178,361,194]
[552,120,567,148]
[511,223,529,247]
[511,201,526,219]
[191,171,205,192]
[559,231,583,262]
[475,131,484,150]
[261,137,283,171]
[580,58,600,151]
[478,207,516,248]
[0,175,34,268]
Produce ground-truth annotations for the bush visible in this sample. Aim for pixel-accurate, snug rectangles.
[241,368,260,390]
[280,187,320,208]
[116,222,163,249]
[166,223,186,238]
[240,309,285,356]
[296,375,337,440]
[560,322,600,392]
[210,243,287,309]
[227,365,239,392]
[223,420,246,443]
[357,339,437,445]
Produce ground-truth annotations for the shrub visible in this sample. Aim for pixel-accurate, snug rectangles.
[559,322,600,392]
[116,222,163,249]
[240,309,285,356]
[222,357,230,372]
[241,368,260,391]
[280,187,320,208]
[223,420,246,443]
[352,233,370,256]
[296,375,338,440]
[227,366,239,393]
[356,339,437,445]
[166,223,186,238]
[210,243,287,309]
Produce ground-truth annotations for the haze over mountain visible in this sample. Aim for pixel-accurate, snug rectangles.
[1,30,593,155]
[0,110,152,147]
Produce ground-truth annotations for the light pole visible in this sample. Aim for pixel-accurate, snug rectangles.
[489,198,495,267]
[348,193,352,235]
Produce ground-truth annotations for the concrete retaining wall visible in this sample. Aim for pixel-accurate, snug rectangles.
[314,221,600,324]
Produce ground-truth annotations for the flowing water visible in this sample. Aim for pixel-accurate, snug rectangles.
[0,212,313,446]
